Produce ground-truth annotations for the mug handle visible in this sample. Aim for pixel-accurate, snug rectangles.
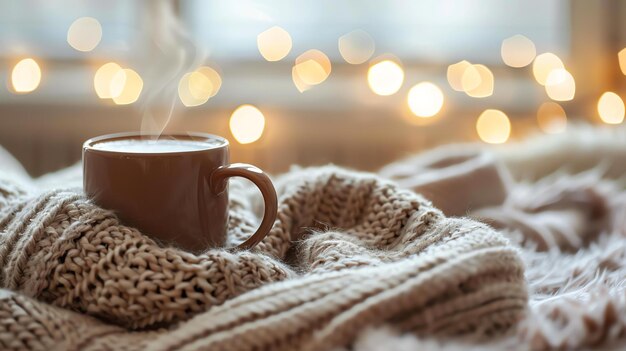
[210,163,278,250]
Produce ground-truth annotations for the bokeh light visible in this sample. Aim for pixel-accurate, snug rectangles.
[294,50,331,85]
[447,60,472,92]
[407,82,444,118]
[545,68,575,101]
[229,104,266,144]
[619,48,626,75]
[94,62,123,99]
[294,60,326,85]
[501,34,536,68]
[338,30,375,65]
[177,66,221,106]
[533,53,564,86]
[110,68,143,105]
[257,26,292,62]
[178,71,213,107]
[11,58,41,93]
[461,64,481,91]
[537,102,567,134]
[463,64,494,98]
[67,17,102,52]
[476,109,511,144]
[109,71,125,99]
[196,66,222,98]
[189,71,212,100]
[292,65,311,92]
[597,92,625,124]
[367,59,404,96]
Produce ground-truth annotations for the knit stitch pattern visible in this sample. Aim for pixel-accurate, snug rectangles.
[0,165,527,350]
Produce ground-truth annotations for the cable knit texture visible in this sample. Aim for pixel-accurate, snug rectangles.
[0,163,526,351]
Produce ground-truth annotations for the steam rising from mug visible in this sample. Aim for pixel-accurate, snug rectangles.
[139,0,207,137]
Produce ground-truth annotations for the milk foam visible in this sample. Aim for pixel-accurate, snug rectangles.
[92,139,222,153]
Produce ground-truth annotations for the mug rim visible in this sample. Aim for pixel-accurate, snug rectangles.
[83,131,229,156]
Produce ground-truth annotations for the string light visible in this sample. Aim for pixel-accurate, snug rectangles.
[501,35,536,68]
[463,64,494,98]
[476,109,511,144]
[67,17,102,52]
[447,60,472,92]
[545,68,575,101]
[110,69,143,105]
[537,102,567,134]
[294,50,331,86]
[257,26,292,62]
[94,62,123,99]
[407,82,444,118]
[533,53,564,86]
[338,30,375,65]
[597,92,625,124]
[230,105,266,144]
[619,48,626,75]
[367,59,404,96]
[64,21,623,138]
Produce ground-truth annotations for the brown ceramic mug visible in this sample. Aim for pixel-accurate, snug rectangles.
[82,132,277,253]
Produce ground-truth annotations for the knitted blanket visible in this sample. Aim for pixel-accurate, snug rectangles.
[373,126,626,350]
[0,159,526,350]
[2,126,624,351]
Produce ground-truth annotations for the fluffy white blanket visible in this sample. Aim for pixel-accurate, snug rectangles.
[362,125,626,350]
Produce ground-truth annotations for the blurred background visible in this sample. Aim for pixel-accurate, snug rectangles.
[0,0,625,177]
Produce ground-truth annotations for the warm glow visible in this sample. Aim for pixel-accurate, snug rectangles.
[501,35,536,68]
[338,30,375,65]
[109,69,126,98]
[94,62,123,99]
[110,69,143,105]
[11,58,41,93]
[178,72,213,107]
[196,66,222,97]
[545,68,575,101]
[461,64,481,91]
[294,50,331,85]
[294,60,326,85]
[257,26,292,62]
[619,48,626,75]
[189,72,212,99]
[67,17,102,52]
[229,105,266,144]
[447,60,472,92]
[597,92,625,124]
[533,53,564,86]
[537,102,567,134]
[476,109,511,144]
[463,64,494,98]
[367,59,404,96]
[292,66,311,92]
[407,82,444,118]
[177,66,221,106]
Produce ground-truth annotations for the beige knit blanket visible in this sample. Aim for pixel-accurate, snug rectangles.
[0,155,526,350]
[2,126,624,351]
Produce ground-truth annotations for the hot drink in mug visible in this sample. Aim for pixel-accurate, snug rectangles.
[83,132,277,252]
